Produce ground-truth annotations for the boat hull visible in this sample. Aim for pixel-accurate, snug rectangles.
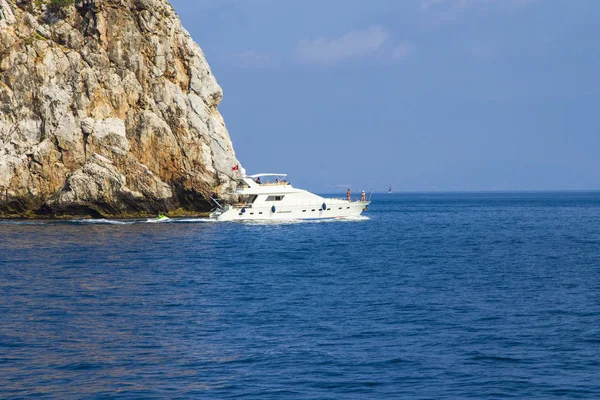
[213,201,370,222]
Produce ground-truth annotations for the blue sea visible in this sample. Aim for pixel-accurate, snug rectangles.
[2,192,600,399]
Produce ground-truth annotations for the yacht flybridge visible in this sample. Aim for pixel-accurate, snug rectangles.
[209,173,370,221]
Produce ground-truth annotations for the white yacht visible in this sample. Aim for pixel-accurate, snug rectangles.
[210,173,370,222]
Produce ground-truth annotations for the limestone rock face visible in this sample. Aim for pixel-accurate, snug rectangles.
[0,0,240,217]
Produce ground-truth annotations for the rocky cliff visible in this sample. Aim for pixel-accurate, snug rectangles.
[0,0,240,218]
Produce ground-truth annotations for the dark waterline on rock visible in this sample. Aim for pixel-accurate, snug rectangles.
[1,192,600,398]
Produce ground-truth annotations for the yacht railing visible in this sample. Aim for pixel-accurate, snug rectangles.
[232,199,367,208]
[328,197,369,203]
[255,181,290,186]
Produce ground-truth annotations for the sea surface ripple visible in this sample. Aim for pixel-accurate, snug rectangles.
[1,192,600,399]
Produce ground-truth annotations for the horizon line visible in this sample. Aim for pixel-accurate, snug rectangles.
[316,189,600,194]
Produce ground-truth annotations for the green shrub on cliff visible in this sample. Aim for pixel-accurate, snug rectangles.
[50,0,75,7]
[34,0,75,8]
[44,0,75,17]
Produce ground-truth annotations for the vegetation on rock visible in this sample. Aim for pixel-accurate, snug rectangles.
[50,0,75,5]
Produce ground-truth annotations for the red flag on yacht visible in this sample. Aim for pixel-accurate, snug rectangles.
[232,165,239,171]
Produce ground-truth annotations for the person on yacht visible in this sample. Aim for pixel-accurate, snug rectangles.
[347,189,351,202]
[361,191,366,201]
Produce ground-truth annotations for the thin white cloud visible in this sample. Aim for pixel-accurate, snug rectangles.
[294,25,409,66]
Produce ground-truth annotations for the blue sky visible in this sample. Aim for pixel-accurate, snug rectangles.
[170,0,600,192]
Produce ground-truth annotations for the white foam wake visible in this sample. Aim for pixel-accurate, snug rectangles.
[70,219,134,225]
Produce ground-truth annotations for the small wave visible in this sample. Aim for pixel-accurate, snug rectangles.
[300,215,370,224]
[469,354,525,364]
[336,215,370,222]
[172,218,218,223]
[0,220,48,226]
[1,215,369,226]
[70,219,133,225]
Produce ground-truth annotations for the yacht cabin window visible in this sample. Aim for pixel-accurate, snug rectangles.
[266,195,285,201]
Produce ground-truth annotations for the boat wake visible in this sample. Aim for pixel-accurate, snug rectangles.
[0,215,367,226]
[72,217,218,225]
[239,215,370,226]
[337,215,370,222]
[173,218,218,223]
[0,220,48,226]
[146,218,169,223]
[70,219,134,225]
